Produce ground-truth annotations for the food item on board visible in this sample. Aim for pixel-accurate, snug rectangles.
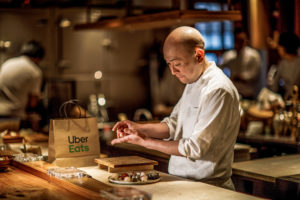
[117,132,125,138]
[47,167,91,179]
[108,171,160,185]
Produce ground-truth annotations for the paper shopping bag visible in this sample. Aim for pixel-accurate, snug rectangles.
[48,117,100,167]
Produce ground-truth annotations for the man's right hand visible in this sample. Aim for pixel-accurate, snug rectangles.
[111,120,147,145]
[112,120,140,138]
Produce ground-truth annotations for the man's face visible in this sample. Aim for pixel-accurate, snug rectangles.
[234,32,247,52]
[277,45,286,58]
[163,44,199,84]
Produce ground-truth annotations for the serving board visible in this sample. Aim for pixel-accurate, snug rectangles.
[94,156,158,173]
[2,135,23,143]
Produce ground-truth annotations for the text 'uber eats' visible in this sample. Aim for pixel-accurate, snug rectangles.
[68,136,89,153]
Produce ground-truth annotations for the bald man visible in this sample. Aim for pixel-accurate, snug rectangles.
[112,26,240,190]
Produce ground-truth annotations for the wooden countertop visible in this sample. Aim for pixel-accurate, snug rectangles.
[238,134,300,146]
[79,166,266,200]
[0,160,267,200]
[0,166,86,200]
[2,140,265,199]
[232,154,300,183]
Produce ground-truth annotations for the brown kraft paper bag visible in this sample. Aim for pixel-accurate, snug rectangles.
[48,117,100,167]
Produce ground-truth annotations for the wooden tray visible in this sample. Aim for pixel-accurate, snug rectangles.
[2,135,23,143]
[94,156,158,173]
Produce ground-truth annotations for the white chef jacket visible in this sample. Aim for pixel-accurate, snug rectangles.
[0,56,42,118]
[269,56,300,97]
[162,62,240,190]
[222,46,261,98]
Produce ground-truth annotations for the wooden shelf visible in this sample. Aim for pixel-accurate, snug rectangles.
[74,10,242,31]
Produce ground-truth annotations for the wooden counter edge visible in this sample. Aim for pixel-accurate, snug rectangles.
[11,160,105,200]
[232,168,275,183]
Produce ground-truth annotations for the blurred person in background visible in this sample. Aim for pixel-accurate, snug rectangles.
[0,40,45,131]
[221,28,262,99]
[138,29,185,119]
[268,32,300,99]
[153,66,185,118]
[112,26,240,190]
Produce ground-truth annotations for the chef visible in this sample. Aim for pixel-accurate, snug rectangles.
[0,40,44,128]
[268,32,300,99]
[221,28,262,99]
[112,26,240,190]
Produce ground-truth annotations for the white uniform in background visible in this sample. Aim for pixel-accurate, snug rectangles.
[222,46,261,98]
[269,56,300,97]
[163,62,240,190]
[0,56,42,118]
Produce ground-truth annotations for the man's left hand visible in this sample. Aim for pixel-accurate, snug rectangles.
[111,128,147,146]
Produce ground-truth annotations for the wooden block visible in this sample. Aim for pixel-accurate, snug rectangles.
[2,135,23,143]
[95,156,158,168]
[95,156,158,172]
[107,164,154,173]
[99,164,108,170]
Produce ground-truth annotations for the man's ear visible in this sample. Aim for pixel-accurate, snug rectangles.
[195,47,204,62]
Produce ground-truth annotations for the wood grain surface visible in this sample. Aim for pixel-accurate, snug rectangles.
[0,159,266,200]
[95,156,158,168]
[0,166,86,200]
[11,161,110,200]
[233,154,300,182]
[79,166,267,200]
[95,156,158,173]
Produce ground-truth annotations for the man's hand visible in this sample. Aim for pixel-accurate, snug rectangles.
[112,120,140,138]
[111,120,147,146]
[111,127,148,146]
[111,120,181,156]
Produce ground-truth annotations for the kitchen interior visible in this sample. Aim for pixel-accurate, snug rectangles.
[0,0,300,200]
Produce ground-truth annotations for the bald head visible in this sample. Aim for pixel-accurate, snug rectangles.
[163,26,209,84]
[163,26,205,54]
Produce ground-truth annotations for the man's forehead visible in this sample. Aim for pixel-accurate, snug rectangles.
[164,55,182,62]
[167,58,179,62]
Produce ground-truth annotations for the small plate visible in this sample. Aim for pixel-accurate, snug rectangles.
[108,176,161,185]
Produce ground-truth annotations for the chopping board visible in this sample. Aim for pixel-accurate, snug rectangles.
[94,156,158,173]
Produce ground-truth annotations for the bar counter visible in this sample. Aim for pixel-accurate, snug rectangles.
[232,154,300,199]
[79,166,266,200]
[0,151,267,200]
[1,139,266,199]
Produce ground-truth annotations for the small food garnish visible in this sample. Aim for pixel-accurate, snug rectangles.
[109,171,160,184]
[110,173,119,180]
[121,173,129,179]
[141,175,148,182]
[123,176,131,182]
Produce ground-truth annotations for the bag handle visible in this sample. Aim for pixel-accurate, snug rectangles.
[59,99,91,132]
[59,99,85,118]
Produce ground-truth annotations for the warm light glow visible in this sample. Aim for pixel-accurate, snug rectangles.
[60,19,71,28]
[98,97,106,106]
[94,70,102,80]
[4,41,11,48]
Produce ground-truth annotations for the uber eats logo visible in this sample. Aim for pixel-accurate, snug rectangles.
[68,136,90,153]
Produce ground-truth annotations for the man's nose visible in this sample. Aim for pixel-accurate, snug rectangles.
[169,65,178,75]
